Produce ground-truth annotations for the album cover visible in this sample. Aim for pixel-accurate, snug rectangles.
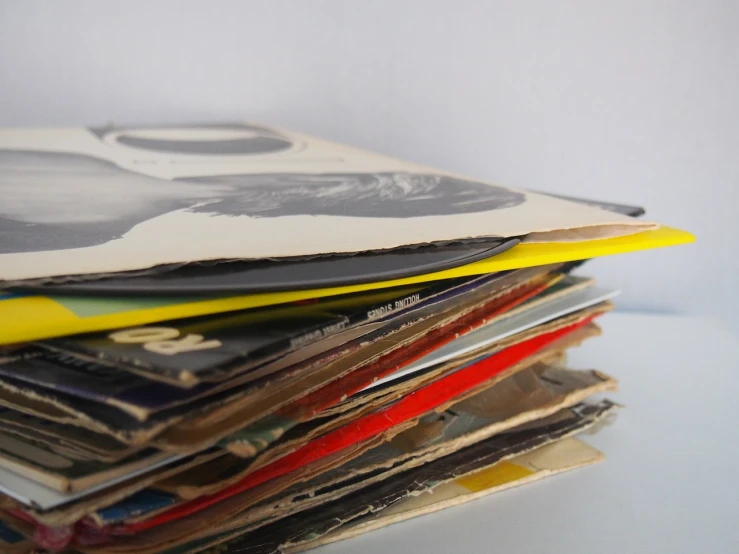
[0,447,220,514]
[252,403,613,554]
[88,361,612,529]
[8,192,642,296]
[0,275,510,425]
[89,315,603,542]
[271,365,615,515]
[287,438,604,553]
[0,224,694,347]
[0,429,173,493]
[219,277,594,461]
[43,271,513,387]
[105,362,613,535]
[0,406,140,462]
[365,282,618,390]
[109,318,600,518]
[5,349,612,548]
[0,283,530,446]
[94,402,615,554]
[0,123,653,283]
[82,439,601,553]
[149,272,587,453]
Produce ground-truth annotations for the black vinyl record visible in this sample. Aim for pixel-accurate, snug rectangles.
[18,237,521,296]
[14,193,642,296]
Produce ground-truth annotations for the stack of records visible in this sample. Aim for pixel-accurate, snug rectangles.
[0,124,693,553]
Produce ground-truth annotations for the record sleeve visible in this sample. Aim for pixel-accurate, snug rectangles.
[268,435,605,554]
[10,192,638,296]
[82,401,616,554]
[86,365,614,537]
[0,123,654,283]
[105,315,602,536]
[148,364,613,535]
[0,225,694,346]
[0,273,551,447]
[219,285,609,461]
[41,269,542,387]
[293,438,602,553]
[16,238,520,296]
[0,432,173,493]
[363,282,619,390]
[0,273,516,424]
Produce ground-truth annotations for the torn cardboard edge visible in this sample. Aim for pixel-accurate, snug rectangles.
[214,279,600,459]
[0,432,174,494]
[146,400,618,554]
[220,308,605,471]
[79,315,604,549]
[288,437,604,553]
[0,268,584,474]
[149,279,574,451]
[0,409,143,463]
[12,314,597,540]
[360,282,616,391]
[0,310,600,511]
[6,328,581,528]
[0,306,604,532]
[132,310,605,507]
[119,363,615,546]
[44,269,534,388]
[13,352,612,544]
[0,449,223,516]
[0,515,35,554]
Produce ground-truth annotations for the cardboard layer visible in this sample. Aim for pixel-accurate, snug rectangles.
[269,363,615,521]
[0,407,139,463]
[8,315,598,548]
[95,359,608,527]
[220,299,607,462]
[1,302,600,504]
[0,451,200,511]
[0,272,584,479]
[213,274,569,456]
[123,308,603,514]
[0,300,596,521]
[45,269,534,387]
[0,272,511,424]
[124,323,598,518]
[363,282,617,390]
[2,449,223,518]
[0,225,692,345]
[289,438,603,553]
[104,362,612,548]
[149,277,562,451]
[150,401,616,554]
[0,292,483,445]
[0,517,34,553]
[101,315,602,539]
[0,432,172,493]
[0,270,549,445]
[0,123,655,284]
[17,351,612,549]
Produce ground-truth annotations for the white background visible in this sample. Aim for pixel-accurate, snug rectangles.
[0,1,736,330]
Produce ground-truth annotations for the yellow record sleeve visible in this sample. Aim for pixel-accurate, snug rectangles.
[0,226,694,345]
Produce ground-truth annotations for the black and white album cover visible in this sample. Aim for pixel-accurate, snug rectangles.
[0,124,653,281]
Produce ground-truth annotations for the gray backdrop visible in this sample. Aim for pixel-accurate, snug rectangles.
[0,0,736,330]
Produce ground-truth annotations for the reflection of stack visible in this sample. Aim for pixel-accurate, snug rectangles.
[0,124,693,554]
